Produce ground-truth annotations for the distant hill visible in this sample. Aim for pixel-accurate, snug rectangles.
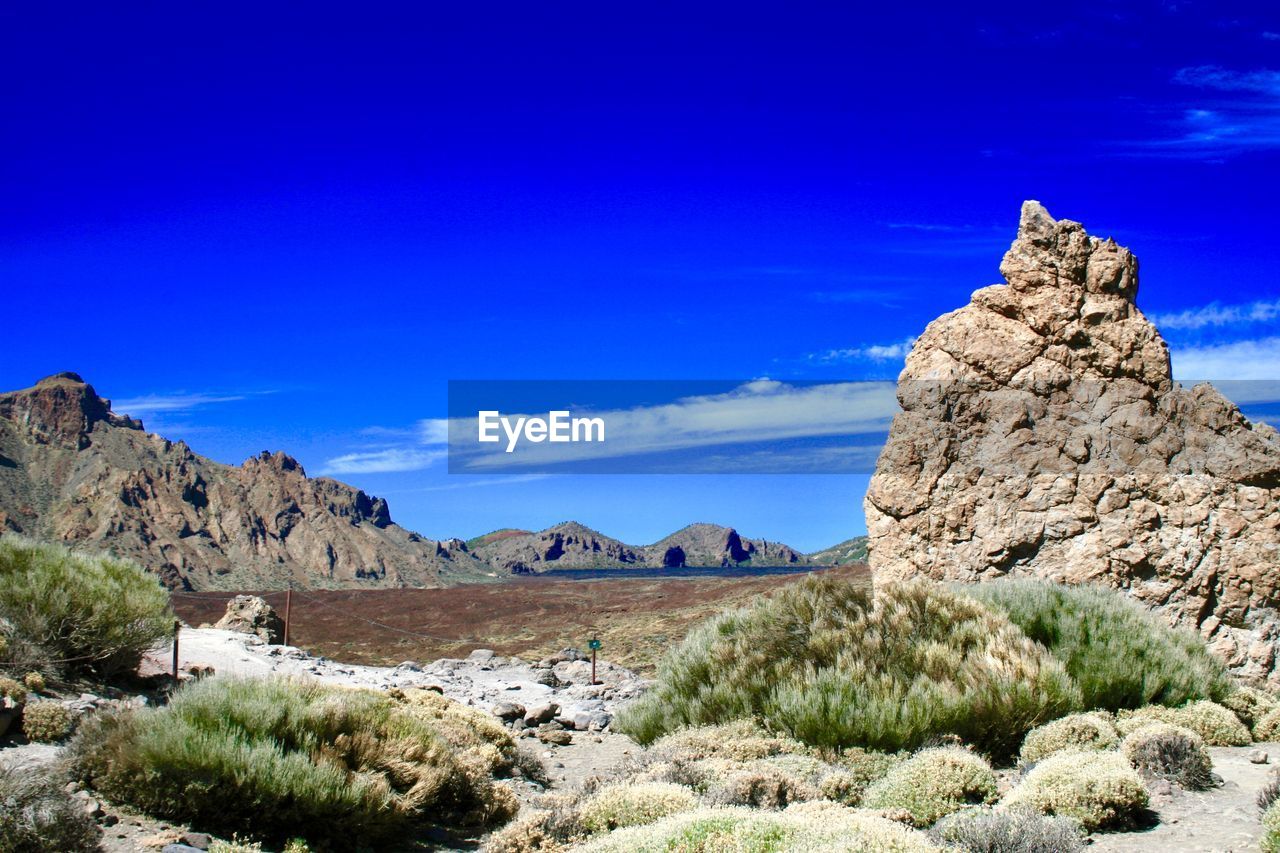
[0,373,493,591]
[470,520,811,574]
[809,536,868,565]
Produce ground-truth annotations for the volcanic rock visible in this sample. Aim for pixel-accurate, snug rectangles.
[866,201,1280,682]
[213,595,285,644]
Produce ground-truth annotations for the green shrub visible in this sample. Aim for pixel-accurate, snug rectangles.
[819,749,902,805]
[647,720,813,763]
[21,672,44,694]
[574,803,944,852]
[21,700,74,742]
[1121,722,1213,790]
[0,675,27,703]
[861,747,998,828]
[928,806,1085,853]
[617,578,1079,759]
[1255,706,1280,741]
[968,580,1229,710]
[0,537,173,679]
[1003,750,1148,830]
[1222,685,1278,731]
[1265,800,1280,853]
[578,782,699,833]
[0,763,101,852]
[1116,700,1250,746]
[1019,713,1118,763]
[67,677,519,845]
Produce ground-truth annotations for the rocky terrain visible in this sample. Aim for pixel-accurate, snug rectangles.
[808,534,868,565]
[470,520,811,573]
[866,201,1280,682]
[0,373,494,590]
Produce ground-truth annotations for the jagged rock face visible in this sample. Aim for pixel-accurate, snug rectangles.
[0,374,493,590]
[865,201,1280,682]
[646,522,807,568]
[213,594,285,643]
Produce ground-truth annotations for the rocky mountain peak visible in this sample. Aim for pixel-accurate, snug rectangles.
[0,372,141,448]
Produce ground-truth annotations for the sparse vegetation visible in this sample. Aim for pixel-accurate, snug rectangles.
[1265,800,1280,853]
[1003,750,1149,830]
[928,806,1086,853]
[67,677,519,845]
[1121,722,1214,789]
[617,577,1078,758]
[1019,712,1119,764]
[1116,700,1251,746]
[0,763,101,852]
[20,700,74,742]
[861,747,998,828]
[0,537,173,679]
[968,580,1230,710]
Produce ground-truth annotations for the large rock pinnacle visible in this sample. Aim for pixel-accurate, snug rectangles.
[866,202,1280,683]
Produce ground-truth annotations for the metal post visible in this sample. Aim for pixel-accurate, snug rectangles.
[171,620,180,681]
[283,589,292,647]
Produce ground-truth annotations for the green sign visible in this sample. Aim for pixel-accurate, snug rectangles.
[588,638,602,650]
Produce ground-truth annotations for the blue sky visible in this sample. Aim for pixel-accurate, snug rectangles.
[3,2,1278,551]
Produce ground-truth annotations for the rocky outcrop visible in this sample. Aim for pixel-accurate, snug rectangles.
[213,595,285,643]
[470,521,811,574]
[0,374,494,590]
[865,201,1280,682]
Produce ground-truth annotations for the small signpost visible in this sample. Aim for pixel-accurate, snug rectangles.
[588,636,602,685]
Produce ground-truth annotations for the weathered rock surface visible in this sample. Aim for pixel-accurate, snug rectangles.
[0,373,494,590]
[866,201,1280,681]
[471,520,810,574]
[212,595,285,643]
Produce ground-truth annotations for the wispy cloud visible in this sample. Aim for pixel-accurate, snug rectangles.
[112,391,255,417]
[1126,65,1280,158]
[1150,297,1280,331]
[321,447,447,475]
[809,337,917,363]
[1171,336,1280,380]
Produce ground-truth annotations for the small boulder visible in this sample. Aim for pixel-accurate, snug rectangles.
[468,648,496,663]
[492,701,525,721]
[213,595,284,644]
[538,728,573,746]
[524,702,559,725]
[1251,750,1270,765]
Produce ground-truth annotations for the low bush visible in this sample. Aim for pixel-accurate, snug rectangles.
[1255,707,1280,741]
[0,537,173,679]
[21,700,74,742]
[1003,750,1148,831]
[0,675,27,703]
[969,580,1230,710]
[646,720,813,763]
[1265,800,1280,853]
[704,764,820,809]
[928,806,1085,853]
[578,782,699,833]
[0,763,101,852]
[67,677,519,845]
[1259,774,1280,812]
[861,747,998,828]
[574,803,944,852]
[1121,722,1214,790]
[1222,685,1278,731]
[1019,713,1118,764]
[21,672,44,694]
[819,748,902,805]
[1116,700,1250,746]
[617,578,1079,759]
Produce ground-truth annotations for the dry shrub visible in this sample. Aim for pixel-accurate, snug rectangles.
[21,700,74,742]
[578,782,699,834]
[1222,685,1278,731]
[1266,800,1280,853]
[1116,700,1250,746]
[1019,712,1118,764]
[861,747,998,828]
[21,672,44,694]
[928,805,1085,853]
[0,675,27,703]
[703,764,820,809]
[0,762,101,852]
[1121,722,1214,790]
[1003,750,1148,831]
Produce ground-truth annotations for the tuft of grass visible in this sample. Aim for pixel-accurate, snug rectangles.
[1116,700,1251,746]
[1003,750,1149,831]
[617,578,1078,759]
[928,806,1086,853]
[861,747,998,828]
[1121,722,1214,790]
[67,677,518,845]
[1265,800,1280,853]
[0,537,173,679]
[21,700,75,742]
[1019,712,1118,764]
[0,763,101,852]
[968,580,1229,711]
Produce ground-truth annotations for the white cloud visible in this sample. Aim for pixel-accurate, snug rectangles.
[1124,66,1280,158]
[1171,337,1280,381]
[321,448,446,475]
[1150,298,1280,331]
[810,338,917,363]
[113,391,251,416]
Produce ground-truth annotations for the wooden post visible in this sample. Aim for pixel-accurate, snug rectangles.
[171,620,180,681]
[283,589,293,647]
[591,647,597,686]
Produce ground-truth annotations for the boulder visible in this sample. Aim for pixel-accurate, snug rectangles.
[866,201,1280,682]
[213,595,285,644]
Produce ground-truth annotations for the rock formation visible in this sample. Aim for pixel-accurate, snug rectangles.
[866,201,1280,682]
[0,373,493,590]
[213,595,285,643]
